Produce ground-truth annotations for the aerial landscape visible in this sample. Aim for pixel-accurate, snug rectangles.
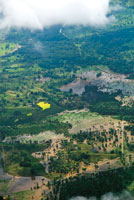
[0,0,134,199]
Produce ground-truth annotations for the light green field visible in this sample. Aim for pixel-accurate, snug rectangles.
[0,179,11,194]
[120,50,134,62]
[76,65,109,74]
[57,109,101,121]
[9,64,23,68]
[53,109,118,134]
[0,43,17,56]
[10,190,35,200]
[19,131,64,143]
[6,67,25,73]
[4,131,64,144]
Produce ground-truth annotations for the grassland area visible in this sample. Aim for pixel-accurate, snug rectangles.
[1,143,51,177]
[10,191,35,200]
[52,109,120,134]
[0,43,18,57]
[3,131,64,144]
[0,179,10,194]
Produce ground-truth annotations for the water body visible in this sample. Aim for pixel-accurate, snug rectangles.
[69,191,134,200]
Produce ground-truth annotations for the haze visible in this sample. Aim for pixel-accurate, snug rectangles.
[70,191,134,200]
[0,0,112,29]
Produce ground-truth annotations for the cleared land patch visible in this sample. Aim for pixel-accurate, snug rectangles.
[53,109,121,134]
[60,68,134,96]
[3,131,64,144]
[0,43,19,57]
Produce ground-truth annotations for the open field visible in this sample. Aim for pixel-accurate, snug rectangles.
[0,43,18,57]
[0,179,11,195]
[8,176,48,194]
[60,68,134,96]
[10,191,35,200]
[53,109,122,134]
[3,131,64,144]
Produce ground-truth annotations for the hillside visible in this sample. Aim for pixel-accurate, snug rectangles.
[0,0,134,199]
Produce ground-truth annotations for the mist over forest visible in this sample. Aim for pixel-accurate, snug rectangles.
[70,191,134,200]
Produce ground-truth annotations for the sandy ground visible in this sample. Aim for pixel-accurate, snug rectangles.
[33,138,62,173]
[65,158,121,179]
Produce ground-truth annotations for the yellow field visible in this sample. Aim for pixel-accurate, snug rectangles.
[27,113,32,116]
[37,101,50,110]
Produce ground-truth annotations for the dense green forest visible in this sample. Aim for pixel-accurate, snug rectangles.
[50,167,134,200]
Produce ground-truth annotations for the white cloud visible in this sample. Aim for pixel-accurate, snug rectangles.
[0,0,112,29]
[69,191,134,200]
